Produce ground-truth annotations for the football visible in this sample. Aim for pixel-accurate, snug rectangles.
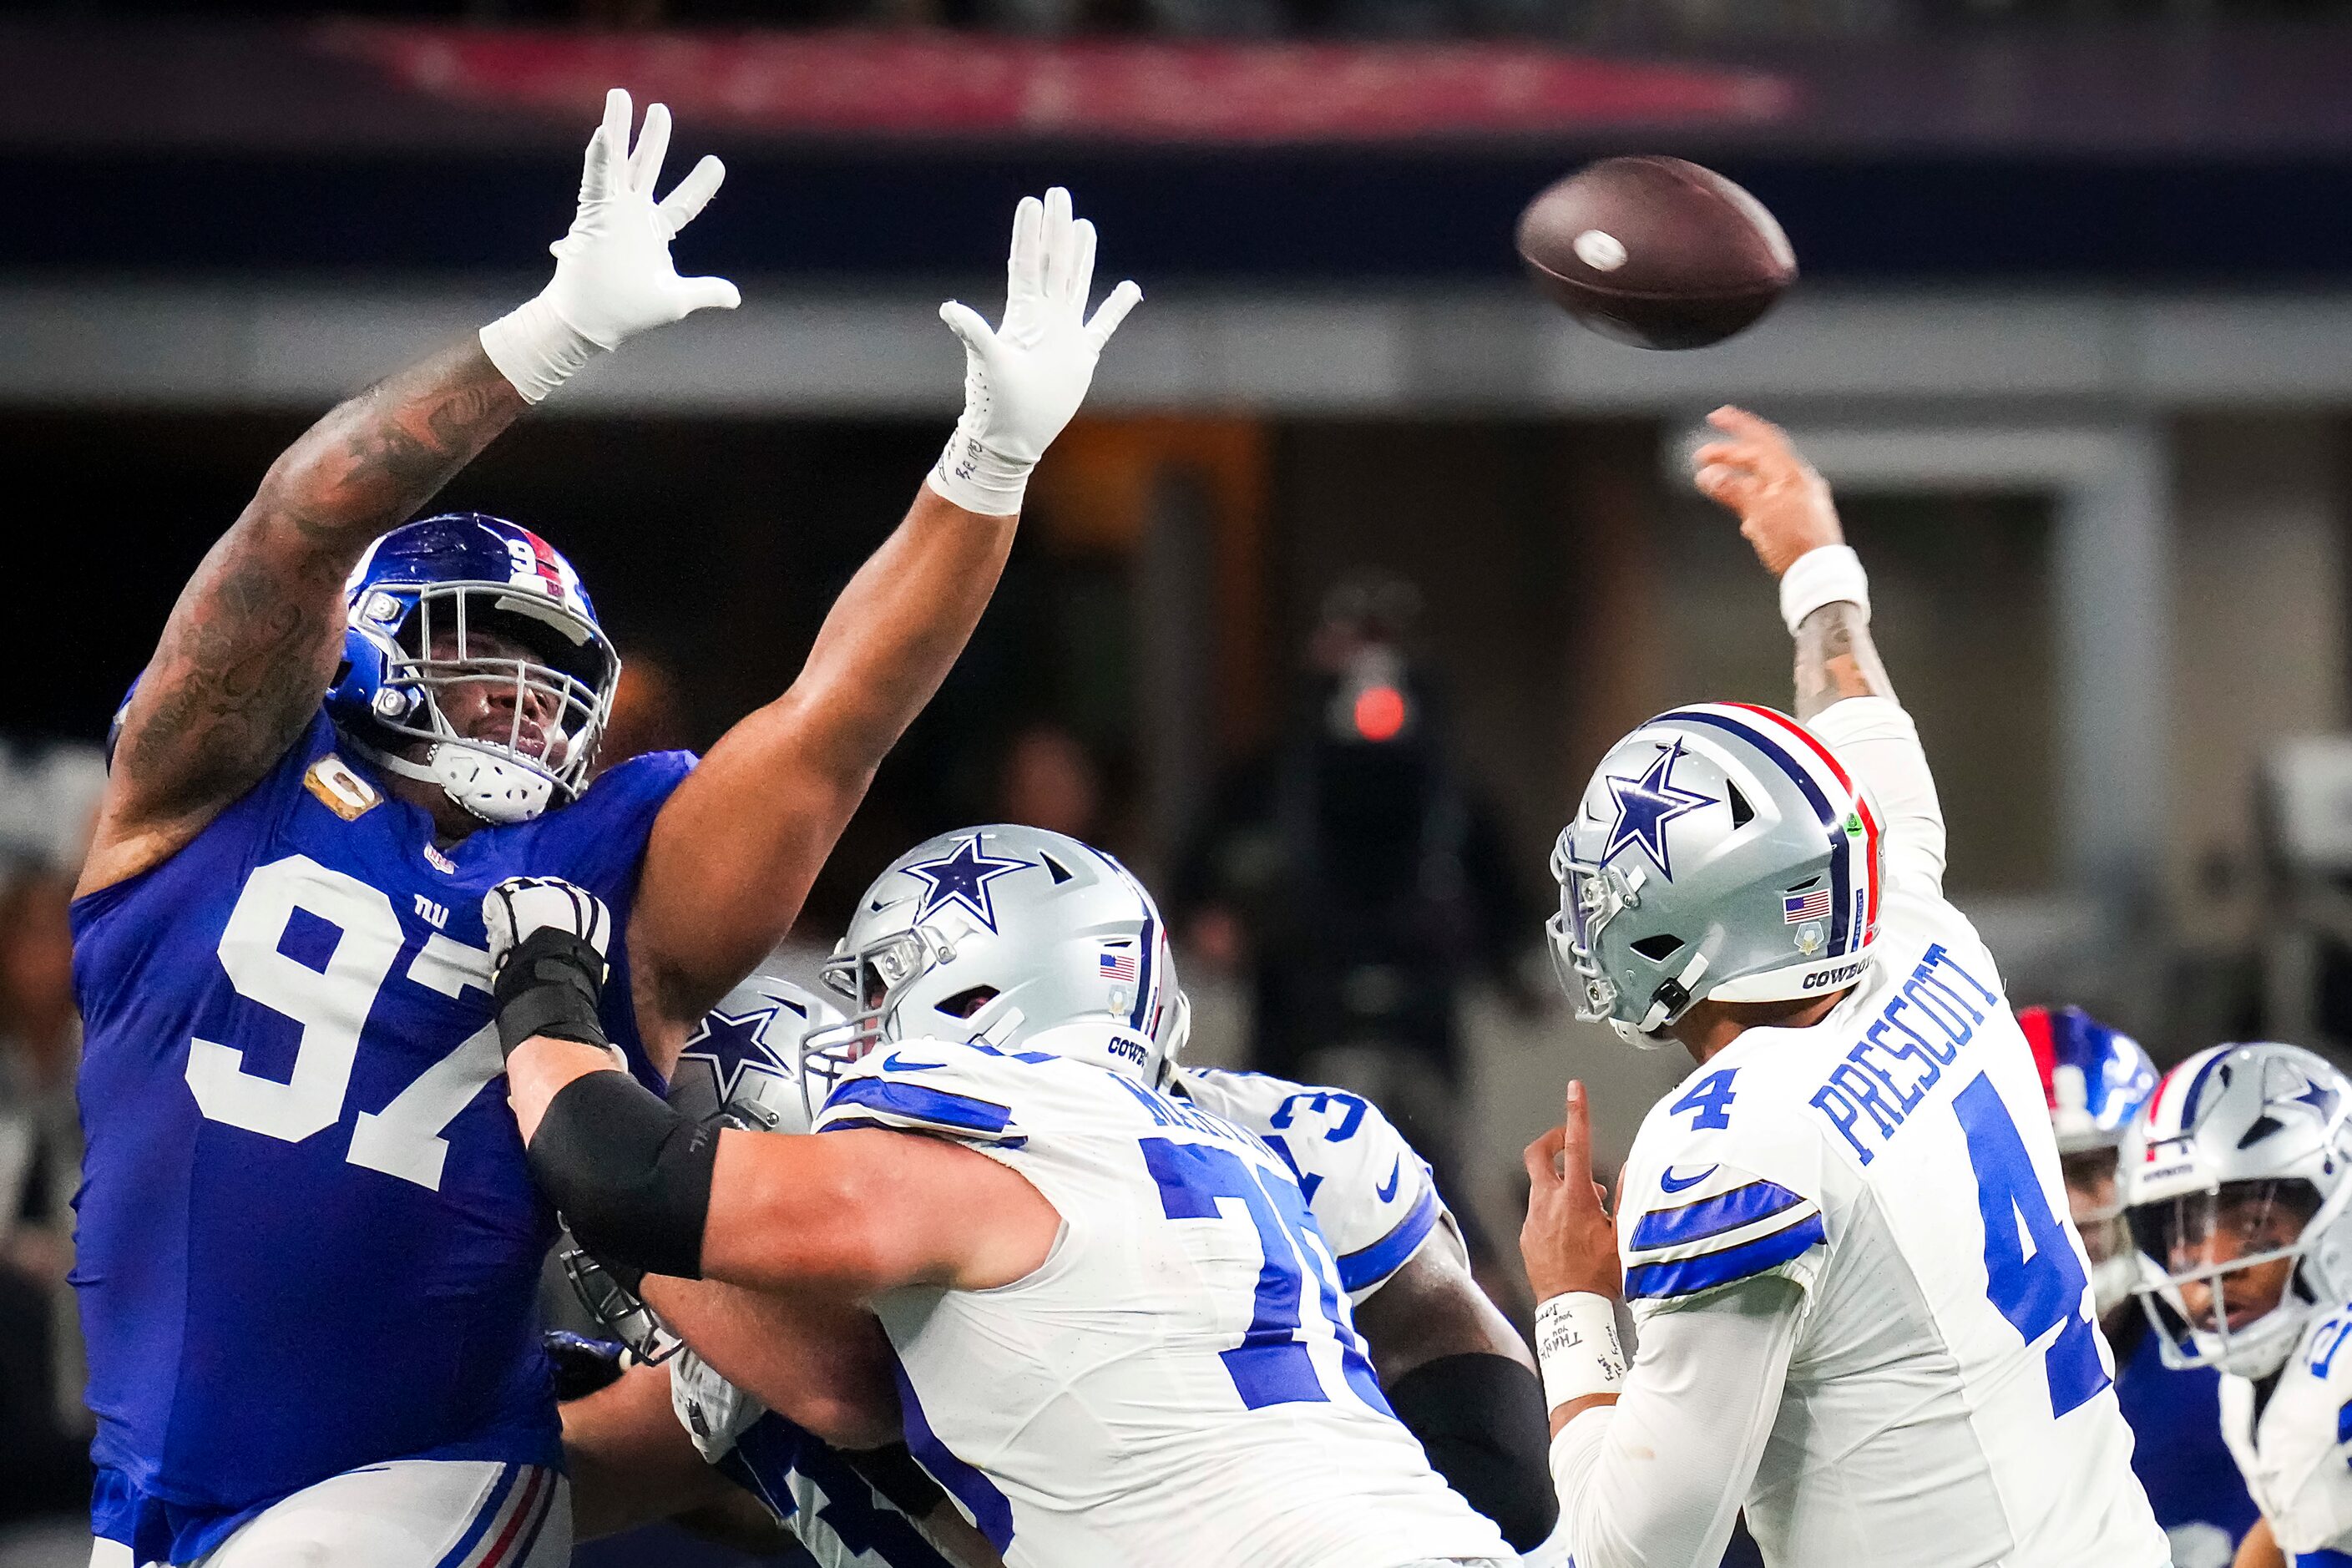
[1515,156,1797,350]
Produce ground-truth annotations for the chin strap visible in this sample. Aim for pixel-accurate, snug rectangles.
[343,734,557,827]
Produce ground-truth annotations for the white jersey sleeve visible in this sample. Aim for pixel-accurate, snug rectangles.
[1806,696,1947,903]
[1176,1067,1445,1300]
[812,1030,1510,1568]
[811,1039,1036,1147]
[1616,1075,1831,1314]
[1546,1276,1805,1568]
[2222,1307,2352,1556]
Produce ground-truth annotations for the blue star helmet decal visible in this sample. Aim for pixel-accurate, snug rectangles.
[902,834,1034,932]
[686,1004,785,1066]
[1601,740,1714,881]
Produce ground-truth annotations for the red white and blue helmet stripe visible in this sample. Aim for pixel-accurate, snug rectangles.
[1651,701,1884,961]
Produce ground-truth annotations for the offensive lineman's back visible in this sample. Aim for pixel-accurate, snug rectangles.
[812,1027,1510,1567]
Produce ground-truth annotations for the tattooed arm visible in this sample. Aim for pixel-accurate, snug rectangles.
[1790,602,1895,722]
[1689,404,1898,721]
[83,92,743,895]
[81,344,524,894]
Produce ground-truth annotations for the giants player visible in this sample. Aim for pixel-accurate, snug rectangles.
[481,832,1515,1567]
[2026,1004,2254,1567]
[72,88,1139,1567]
[559,965,1555,1561]
[2122,1042,2352,1568]
[1516,408,2167,1565]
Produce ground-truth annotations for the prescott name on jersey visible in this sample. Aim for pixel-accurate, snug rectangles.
[1555,698,2167,1568]
[72,711,692,1565]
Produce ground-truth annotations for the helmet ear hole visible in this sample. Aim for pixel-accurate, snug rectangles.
[1630,933,1686,964]
[1725,780,1754,830]
[938,985,1000,1020]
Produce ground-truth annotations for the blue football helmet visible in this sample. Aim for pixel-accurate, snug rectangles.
[2022,1004,2159,1313]
[326,513,620,824]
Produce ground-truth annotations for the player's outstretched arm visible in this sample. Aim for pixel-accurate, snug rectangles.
[1692,405,1896,721]
[1353,1227,1558,1551]
[83,337,527,893]
[83,87,737,895]
[625,187,1142,1055]
[1696,405,1950,897]
[486,878,1059,1297]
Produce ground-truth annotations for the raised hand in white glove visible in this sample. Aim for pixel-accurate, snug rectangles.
[483,876,613,980]
[928,186,1143,517]
[481,88,741,403]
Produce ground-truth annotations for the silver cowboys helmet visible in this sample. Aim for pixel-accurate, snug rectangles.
[803,825,1188,1114]
[2122,1041,2352,1379]
[1550,702,1884,1045]
[563,968,847,1361]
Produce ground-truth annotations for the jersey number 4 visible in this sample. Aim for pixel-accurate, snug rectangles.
[1141,1137,1388,1415]
[1954,1073,2110,1419]
[185,855,506,1192]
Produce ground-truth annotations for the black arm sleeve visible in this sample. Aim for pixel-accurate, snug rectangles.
[844,1442,948,1519]
[528,1071,716,1281]
[1385,1351,1559,1551]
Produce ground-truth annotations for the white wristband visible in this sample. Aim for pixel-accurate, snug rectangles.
[1534,1292,1628,1409]
[926,423,1031,517]
[1778,544,1870,635]
[479,296,605,405]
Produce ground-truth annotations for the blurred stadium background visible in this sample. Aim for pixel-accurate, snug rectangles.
[8,0,2352,1561]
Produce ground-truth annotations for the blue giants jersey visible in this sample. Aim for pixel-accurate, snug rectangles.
[70,712,693,1565]
[2109,1321,2256,1566]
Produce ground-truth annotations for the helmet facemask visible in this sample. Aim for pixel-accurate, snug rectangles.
[802,924,1004,1118]
[348,580,616,825]
[1549,845,1696,1049]
[2059,1146,2137,1317]
[2129,1177,2328,1378]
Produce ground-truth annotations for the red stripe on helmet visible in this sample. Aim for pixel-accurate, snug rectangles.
[1723,701,1884,948]
[518,529,569,599]
[2017,1005,2060,1109]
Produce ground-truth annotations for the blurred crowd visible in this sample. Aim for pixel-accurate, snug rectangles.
[0,747,103,1562]
[33,0,2352,39]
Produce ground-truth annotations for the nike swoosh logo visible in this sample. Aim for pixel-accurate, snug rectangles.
[883,1052,945,1072]
[1376,1158,1401,1204]
[1659,1164,1718,1193]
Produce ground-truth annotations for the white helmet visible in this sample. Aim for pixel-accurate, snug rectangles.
[803,825,1188,1110]
[1550,703,1884,1046]
[2121,1042,2352,1378]
[561,969,846,1361]
[665,970,848,1136]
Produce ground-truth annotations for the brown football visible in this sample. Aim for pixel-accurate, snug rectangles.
[1516,157,1796,350]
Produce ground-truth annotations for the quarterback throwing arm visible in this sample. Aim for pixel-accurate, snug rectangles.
[1518,408,2166,1568]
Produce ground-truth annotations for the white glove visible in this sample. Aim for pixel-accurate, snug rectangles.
[480,88,741,403]
[483,877,614,980]
[928,186,1142,516]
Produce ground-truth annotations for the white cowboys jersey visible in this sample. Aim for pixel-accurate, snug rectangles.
[1611,698,2165,1566]
[1176,1065,1448,1302]
[811,1024,1510,1568]
[2219,1303,2352,1557]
